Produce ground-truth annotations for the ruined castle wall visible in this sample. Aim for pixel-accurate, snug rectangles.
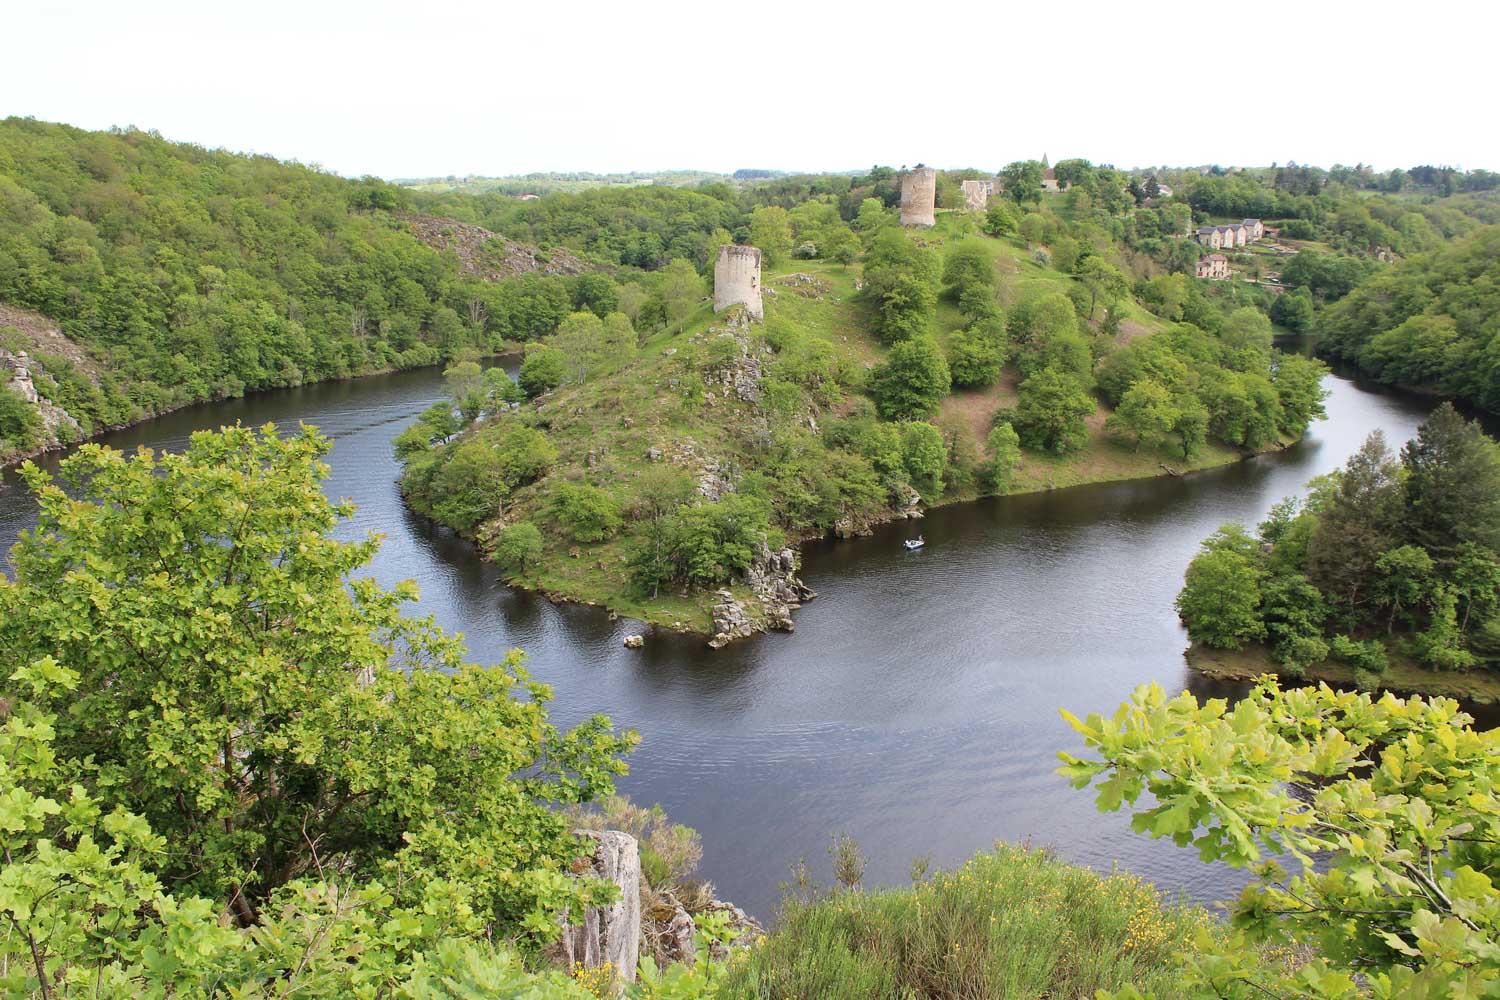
[960,179,990,212]
[900,167,937,227]
[713,245,763,320]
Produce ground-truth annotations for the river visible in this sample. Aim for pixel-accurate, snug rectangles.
[0,356,1473,920]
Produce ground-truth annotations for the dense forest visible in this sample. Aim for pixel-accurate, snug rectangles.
[1179,404,1500,680]
[1319,227,1500,411]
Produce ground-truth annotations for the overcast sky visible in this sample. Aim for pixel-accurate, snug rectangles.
[6,0,1495,179]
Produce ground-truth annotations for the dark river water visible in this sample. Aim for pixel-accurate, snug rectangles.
[0,355,1482,921]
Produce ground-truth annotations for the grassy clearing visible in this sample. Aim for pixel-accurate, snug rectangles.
[1187,643,1500,704]
[718,844,1225,999]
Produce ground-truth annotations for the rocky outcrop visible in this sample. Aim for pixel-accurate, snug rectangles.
[709,543,817,648]
[645,893,764,968]
[1,348,82,460]
[551,830,643,982]
[401,213,590,282]
[694,311,765,405]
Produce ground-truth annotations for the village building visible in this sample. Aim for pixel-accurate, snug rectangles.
[1041,154,1064,192]
[1196,253,1230,280]
[1242,218,1264,240]
[1196,226,1224,249]
[1157,183,1174,197]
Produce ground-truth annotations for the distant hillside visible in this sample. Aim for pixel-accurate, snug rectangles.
[394,170,737,196]
[0,118,592,456]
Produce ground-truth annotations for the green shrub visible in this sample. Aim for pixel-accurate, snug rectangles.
[550,483,624,543]
[1329,634,1389,673]
[518,346,567,397]
[494,521,544,571]
[721,845,1215,999]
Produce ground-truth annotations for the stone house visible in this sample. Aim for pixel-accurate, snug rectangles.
[1196,253,1230,280]
[1196,226,1224,249]
[1241,218,1264,240]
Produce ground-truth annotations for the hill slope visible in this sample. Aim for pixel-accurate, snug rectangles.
[399,214,1323,641]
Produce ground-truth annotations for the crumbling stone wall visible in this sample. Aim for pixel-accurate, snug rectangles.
[900,167,937,227]
[960,179,992,212]
[713,244,763,320]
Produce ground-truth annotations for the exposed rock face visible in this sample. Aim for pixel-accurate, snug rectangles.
[696,311,764,405]
[1,348,83,460]
[402,213,590,281]
[552,831,643,982]
[709,543,817,648]
[623,634,645,649]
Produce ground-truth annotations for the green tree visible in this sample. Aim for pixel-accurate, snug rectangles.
[494,521,545,572]
[869,337,952,420]
[861,229,940,344]
[444,360,485,422]
[1306,431,1403,621]
[1063,681,1499,1000]
[1106,379,1179,452]
[418,400,459,443]
[941,240,995,299]
[899,421,947,496]
[749,206,795,267]
[1076,256,1129,320]
[569,272,619,319]
[985,422,1022,493]
[658,258,705,326]
[855,197,890,234]
[550,482,624,543]
[1371,545,1434,636]
[1400,403,1500,566]
[1175,542,1267,649]
[551,310,607,383]
[1221,307,1274,356]
[1002,160,1044,205]
[947,325,1006,388]
[628,466,697,598]
[518,346,567,397]
[0,426,633,935]
[1014,366,1094,454]
[982,201,1018,236]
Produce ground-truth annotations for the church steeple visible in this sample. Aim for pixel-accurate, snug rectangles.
[1041,153,1050,168]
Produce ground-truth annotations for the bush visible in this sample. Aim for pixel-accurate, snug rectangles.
[1329,634,1389,673]
[518,346,567,397]
[550,483,624,543]
[494,521,544,571]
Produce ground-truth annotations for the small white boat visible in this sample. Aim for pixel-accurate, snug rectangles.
[903,537,925,551]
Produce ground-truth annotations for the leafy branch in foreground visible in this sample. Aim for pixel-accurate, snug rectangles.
[1061,680,1498,999]
[0,423,641,995]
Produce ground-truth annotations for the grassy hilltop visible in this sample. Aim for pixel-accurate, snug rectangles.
[399,209,1320,637]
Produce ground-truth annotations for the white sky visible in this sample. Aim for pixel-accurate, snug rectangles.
[6,0,1496,179]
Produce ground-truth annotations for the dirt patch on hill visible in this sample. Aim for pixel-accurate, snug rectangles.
[0,303,102,380]
[402,213,591,281]
[939,370,1020,455]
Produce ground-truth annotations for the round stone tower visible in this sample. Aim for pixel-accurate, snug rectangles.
[900,167,937,227]
[713,244,763,321]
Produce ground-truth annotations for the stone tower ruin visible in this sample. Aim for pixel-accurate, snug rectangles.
[713,244,763,320]
[900,167,937,227]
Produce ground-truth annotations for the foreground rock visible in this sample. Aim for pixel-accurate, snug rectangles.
[549,830,642,981]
